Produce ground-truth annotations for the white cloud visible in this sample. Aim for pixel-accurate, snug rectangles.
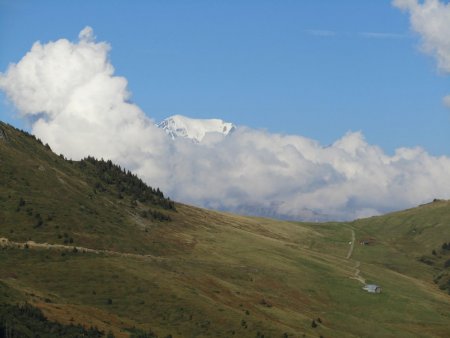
[394,0,450,73]
[305,29,337,37]
[79,26,95,42]
[393,0,450,108]
[358,32,408,39]
[0,26,169,170]
[444,94,450,107]
[1,27,450,221]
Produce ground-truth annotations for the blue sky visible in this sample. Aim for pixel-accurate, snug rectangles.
[1,0,449,155]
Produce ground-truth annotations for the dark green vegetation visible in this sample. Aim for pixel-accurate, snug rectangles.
[0,300,104,338]
[0,121,449,337]
[0,281,156,338]
[79,156,175,211]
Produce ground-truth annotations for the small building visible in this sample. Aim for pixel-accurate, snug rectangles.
[359,237,376,245]
[363,284,382,293]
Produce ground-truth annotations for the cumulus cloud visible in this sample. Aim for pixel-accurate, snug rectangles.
[394,0,450,72]
[1,27,450,221]
[0,26,170,179]
[393,0,450,107]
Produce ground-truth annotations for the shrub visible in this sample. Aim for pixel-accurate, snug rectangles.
[418,256,434,265]
[34,214,44,228]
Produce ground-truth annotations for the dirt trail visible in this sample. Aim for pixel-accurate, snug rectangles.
[346,229,355,259]
[350,261,366,284]
[0,237,162,261]
[345,229,366,285]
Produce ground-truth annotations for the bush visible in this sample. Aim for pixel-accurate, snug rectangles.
[418,256,434,265]
[140,209,172,222]
[18,197,26,207]
[127,326,158,338]
[34,214,44,228]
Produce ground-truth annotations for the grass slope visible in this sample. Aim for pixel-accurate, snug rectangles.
[1,121,449,337]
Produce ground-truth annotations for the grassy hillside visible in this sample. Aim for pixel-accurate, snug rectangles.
[1,121,449,337]
[352,201,450,296]
[353,200,450,257]
[0,122,176,255]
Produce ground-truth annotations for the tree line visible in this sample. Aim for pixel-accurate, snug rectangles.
[0,302,164,337]
[79,157,175,210]
[0,302,103,337]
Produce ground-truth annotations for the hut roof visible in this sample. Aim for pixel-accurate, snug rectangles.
[363,284,381,293]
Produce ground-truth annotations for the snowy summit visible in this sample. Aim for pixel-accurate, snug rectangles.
[157,115,235,142]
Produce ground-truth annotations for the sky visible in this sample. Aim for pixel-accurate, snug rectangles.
[1,0,450,220]
[1,0,449,155]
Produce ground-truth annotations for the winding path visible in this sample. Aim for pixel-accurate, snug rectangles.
[0,237,163,261]
[345,229,366,285]
[346,228,355,259]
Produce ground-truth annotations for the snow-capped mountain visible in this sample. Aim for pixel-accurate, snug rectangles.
[157,115,235,142]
